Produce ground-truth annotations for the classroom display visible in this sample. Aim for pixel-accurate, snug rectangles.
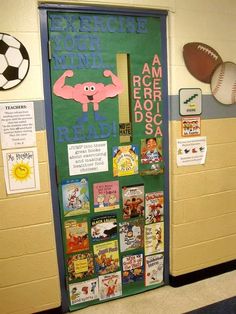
[48,9,167,311]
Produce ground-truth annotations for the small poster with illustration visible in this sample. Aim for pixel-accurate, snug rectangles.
[2,147,40,194]
[93,240,120,275]
[122,184,145,219]
[181,116,201,137]
[144,222,164,255]
[67,252,94,282]
[145,191,164,224]
[145,253,164,286]
[93,180,119,212]
[99,271,122,301]
[113,145,138,177]
[122,253,144,284]
[62,178,90,217]
[119,219,144,252]
[65,218,89,254]
[91,214,117,242]
[69,279,99,306]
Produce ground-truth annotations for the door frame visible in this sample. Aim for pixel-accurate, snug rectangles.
[39,4,169,313]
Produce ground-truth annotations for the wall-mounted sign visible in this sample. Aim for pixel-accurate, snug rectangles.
[176,136,207,166]
[179,88,202,116]
[0,101,36,149]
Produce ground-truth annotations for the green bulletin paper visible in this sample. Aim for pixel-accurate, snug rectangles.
[48,10,167,311]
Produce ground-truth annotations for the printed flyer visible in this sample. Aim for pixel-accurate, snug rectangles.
[145,253,164,286]
[69,279,99,305]
[176,136,207,166]
[91,214,117,242]
[122,184,145,219]
[119,220,144,252]
[145,191,164,224]
[64,219,89,254]
[113,145,138,177]
[62,178,90,217]
[122,253,144,284]
[67,252,94,281]
[93,240,120,275]
[93,180,119,212]
[99,271,122,301]
[2,147,40,194]
[144,222,164,255]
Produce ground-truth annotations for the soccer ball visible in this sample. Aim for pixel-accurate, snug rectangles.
[0,33,30,91]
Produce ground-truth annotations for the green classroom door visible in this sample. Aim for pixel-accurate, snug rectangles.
[47,8,168,311]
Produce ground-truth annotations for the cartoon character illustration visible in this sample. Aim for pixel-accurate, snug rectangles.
[104,278,118,297]
[53,69,123,122]
[108,194,117,206]
[97,194,105,208]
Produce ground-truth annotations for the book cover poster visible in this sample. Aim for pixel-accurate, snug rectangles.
[98,271,122,301]
[122,253,144,284]
[93,240,120,275]
[69,278,99,306]
[93,180,119,212]
[113,145,138,177]
[67,252,94,282]
[141,137,162,164]
[119,220,144,252]
[122,184,145,219]
[145,191,164,224]
[65,219,89,254]
[62,178,90,217]
[2,147,40,194]
[91,214,117,242]
[144,222,164,255]
[145,253,164,286]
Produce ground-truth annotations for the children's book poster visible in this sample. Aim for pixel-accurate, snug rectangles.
[91,214,117,242]
[145,253,164,286]
[122,184,145,219]
[62,178,90,217]
[93,240,120,275]
[113,145,138,177]
[67,252,94,281]
[65,219,89,254]
[119,220,144,252]
[122,253,144,284]
[69,278,99,306]
[145,191,164,224]
[98,271,122,301]
[144,222,164,255]
[141,137,163,164]
[93,181,119,212]
[140,137,164,176]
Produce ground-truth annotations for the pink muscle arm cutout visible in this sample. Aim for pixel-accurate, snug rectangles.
[53,69,123,113]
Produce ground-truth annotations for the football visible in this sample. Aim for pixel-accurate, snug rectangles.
[183,42,223,83]
[0,33,30,91]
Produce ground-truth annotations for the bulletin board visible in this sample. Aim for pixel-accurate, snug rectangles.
[46,6,168,311]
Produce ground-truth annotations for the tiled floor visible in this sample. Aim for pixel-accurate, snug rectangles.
[69,270,236,314]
